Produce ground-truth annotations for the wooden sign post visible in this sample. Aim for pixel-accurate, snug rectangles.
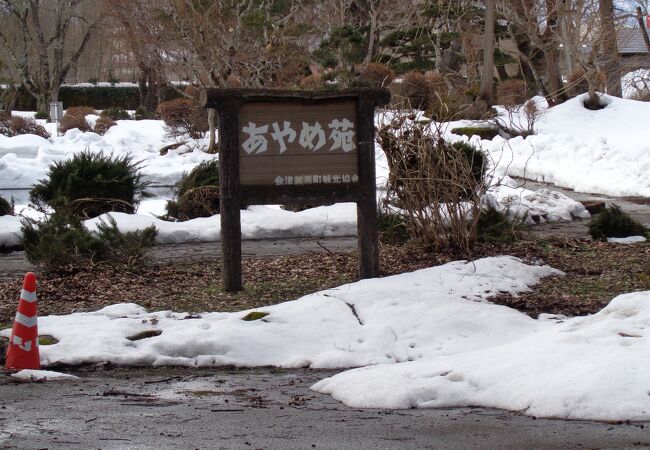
[201,89,390,292]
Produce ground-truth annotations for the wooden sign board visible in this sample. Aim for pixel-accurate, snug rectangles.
[201,89,390,291]
[238,100,358,187]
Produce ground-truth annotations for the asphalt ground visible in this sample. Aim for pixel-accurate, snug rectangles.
[1,366,649,450]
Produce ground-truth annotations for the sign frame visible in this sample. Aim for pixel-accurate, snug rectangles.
[201,88,391,292]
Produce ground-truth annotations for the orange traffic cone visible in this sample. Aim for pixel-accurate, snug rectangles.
[5,272,40,370]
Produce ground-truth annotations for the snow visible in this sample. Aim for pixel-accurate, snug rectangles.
[607,235,647,244]
[0,215,21,248]
[478,94,650,197]
[0,117,215,190]
[84,203,356,244]
[313,290,650,422]
[0,257,558,369]
[10,369,78,381]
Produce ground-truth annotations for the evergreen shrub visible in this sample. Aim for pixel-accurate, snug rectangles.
[450,127,499,140]
[101,107,131,120]
[30,151,148,219]
[476,206,516,243]
[22,214,156,273]
[589,205,647,240]
[165,159,220,221]
[377,208,409,244]
[0,195,13,216]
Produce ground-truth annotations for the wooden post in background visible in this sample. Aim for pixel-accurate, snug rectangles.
[218,100,242,292]
[356,94,379,279]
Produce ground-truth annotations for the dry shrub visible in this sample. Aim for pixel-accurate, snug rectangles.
[377,112,490,253]
[157,97,208,139]
[630,89,650,102]
[93,116,116,135]
[0,116,50,139]
[497,79,528,106]
[491,98,543,138]
[393,71,433,110]
[359,63,395,88]
[299,74,323,89]
[59,106,96,134]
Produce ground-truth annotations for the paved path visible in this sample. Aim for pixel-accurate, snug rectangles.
[0,237,358,281]
[1,366,648,450]
[515,179,650,239]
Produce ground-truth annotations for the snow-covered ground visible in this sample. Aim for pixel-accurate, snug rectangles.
[454,94,650,198]
[3,256,650,421]
[313,289,650,421]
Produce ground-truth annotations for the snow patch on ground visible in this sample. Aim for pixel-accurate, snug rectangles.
[10,369,78,381]
[313,290,650,421]
[607,236,647,244]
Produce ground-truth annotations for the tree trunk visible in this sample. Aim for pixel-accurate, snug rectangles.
[363,7,378,66]
[36,93,48,117]
[600,0,622,97]
[542,0,568,105]
[559,1,574,74]
[478,0,496,105]
[544,49,567,105]
[145,70,159,112]
[138,68,148,110]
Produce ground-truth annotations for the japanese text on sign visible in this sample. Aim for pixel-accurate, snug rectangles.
[241,119,355,155]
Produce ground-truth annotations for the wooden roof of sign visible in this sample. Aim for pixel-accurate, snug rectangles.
[200,88,391,108]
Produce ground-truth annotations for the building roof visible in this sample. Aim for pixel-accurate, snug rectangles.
[618,24,650,55]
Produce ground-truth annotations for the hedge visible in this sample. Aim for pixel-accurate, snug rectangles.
[7,85,183,111]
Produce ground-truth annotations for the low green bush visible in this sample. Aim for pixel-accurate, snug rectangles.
[377,208,409,244]
[451,127,499,141]
[134,107,159,120]
[589,205,647,240]
[165,160,220,221]
[30,151,149,218]
[22,214,157,273]
[476,206,517,243]
[101,107,131,120]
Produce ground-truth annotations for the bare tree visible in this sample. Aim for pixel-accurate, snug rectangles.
[106,0,166,112]
[0,0,104,115]
[498,0,569,105]
[598,0,622,96]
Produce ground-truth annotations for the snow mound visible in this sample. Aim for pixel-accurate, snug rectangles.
[27,256,559,368]
[313,290,650,421]
[484,94,650,197]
